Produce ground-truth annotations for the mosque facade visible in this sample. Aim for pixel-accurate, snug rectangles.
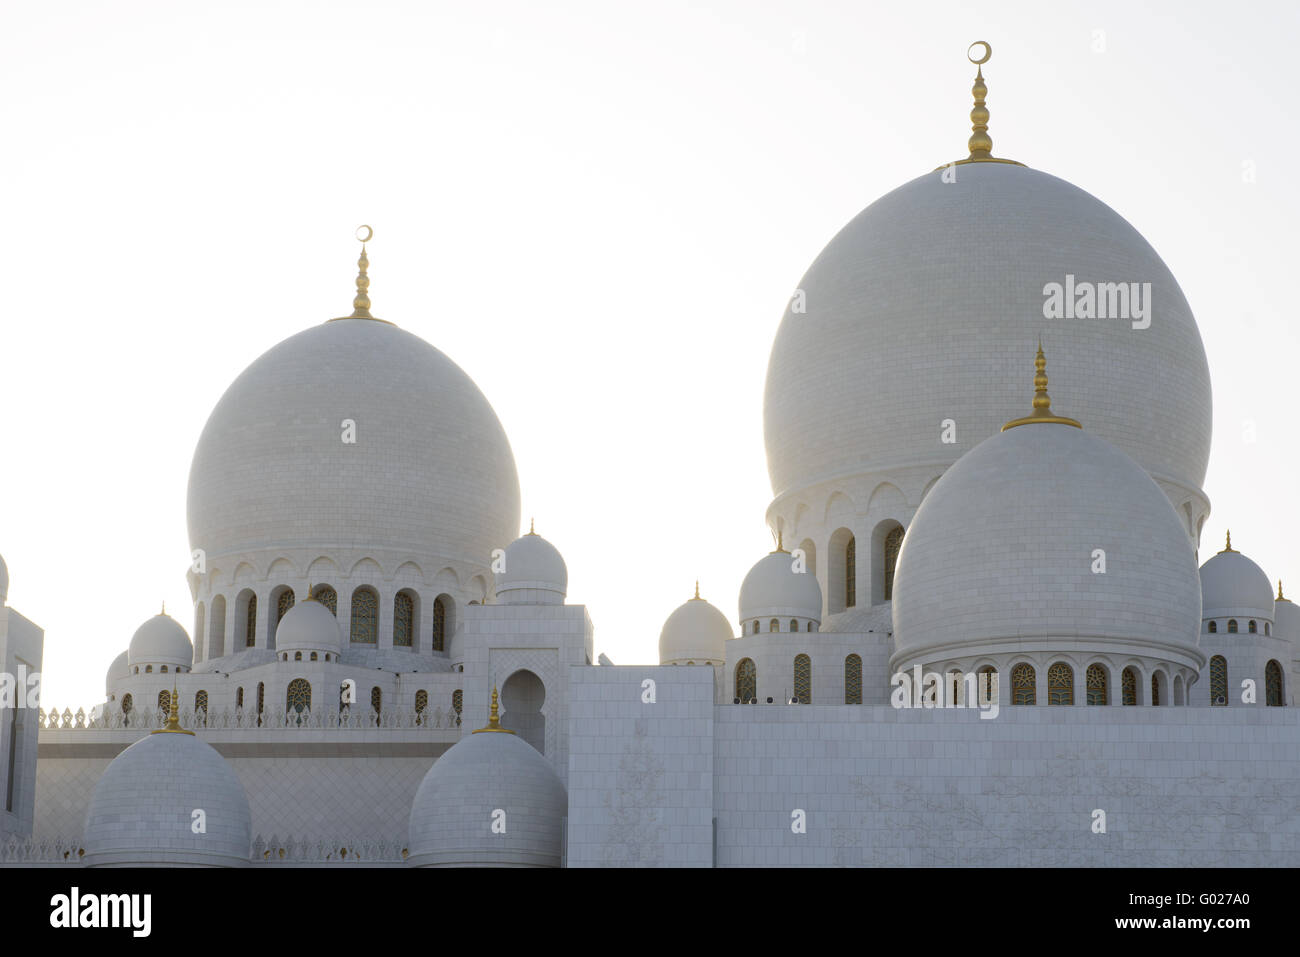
[2,44,1298,867]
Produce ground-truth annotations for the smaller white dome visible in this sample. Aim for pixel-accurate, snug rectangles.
[1199,537,1275,623]
[127,612,194,670]
[408,705,566,867]
[739,548,822,624]
[275,595,342,654]
[105,651,129,694]
[495,528,567,605]
[659,589,732,664]
[83,728,251,866]
[0,552,8,603]
[1273,583,1299,644]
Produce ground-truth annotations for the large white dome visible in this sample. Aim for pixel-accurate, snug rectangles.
[495,529,567,605]
[763,162,1212,505]
[892,418,1202,666]
[275,595,342,654]
[127,613,193,670]
[1199,543,1275,623]
[187,317,520,568]
[738,549,822,624]
[659,592,731,664]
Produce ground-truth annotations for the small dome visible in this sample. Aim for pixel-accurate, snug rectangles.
[83,726,251,866]
[275,595,342,653]
[0,552,8,603]
[1275,584,1300,644]
[408,698,566,867]
[893,416,1201,663]
[738,549,822,624]
[494,528,567,605]
[127,612,194,670]
[659,588,731,664]
[105,651,129,694]
[1199,538,1275,623]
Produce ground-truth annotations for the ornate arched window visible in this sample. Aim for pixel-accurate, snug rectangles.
[1011,663,1035,705]
[883,526,904,601]
[394,591,414,647]
[845,536,856,608]
[1150,674,1161,706]
[1227,619,1238,634]
[245,594,258,647]
[415,689,428,725]
[121,693,133,716]
[793,654,811,704]
[1047,662,1073,705]
[736,658,757,703]
[1249,619,1258,634]
[256,682,265,727]
[157,690,171,714]
[315,585,337,615]
[752,621,761,635]
[194,690,208,714]
[277,589,295,623]
[789,619,798,633]
[294,651,302,661]
[1266,660,1284,706]
[1121,668,1137,706]
[350,587,378,643]
[1208,620,1217,633]
[236,687,244,709]
[432,597,447,652]
[451,689,463,726]
[844,654,862,704]
[1086,664,1107,705]
[806,621,814,632]
[286,678,311,715]
[145,665,152,674]
[979,666,997,705]
[370,686,382,715]
[161,665,168,674]
[310,652,317,661]
[1209,655,1227,705]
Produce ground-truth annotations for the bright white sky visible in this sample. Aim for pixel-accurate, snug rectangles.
[3,0,1298,708]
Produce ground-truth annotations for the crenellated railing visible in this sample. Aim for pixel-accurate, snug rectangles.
[36,706,463,732]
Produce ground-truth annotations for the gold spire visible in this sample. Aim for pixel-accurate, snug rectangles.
[303,582,315,602]
[528,517,536,535]
[1221,530,1235,553]
[160,601,165,616]
[472,686,515,734]
[331,225,391,323]
[936,42,1024,170]
[692,580,701,600]
[1278,580,1286,602]
[772,529,788,554]
[151,684,194,736]
[1002,341,1082,431]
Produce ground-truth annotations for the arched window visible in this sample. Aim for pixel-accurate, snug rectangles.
[1086,664,1107,705]
[209,594,226,658]
[1266,660,1284,706]
[235,687,244,709]
[256,682,265,726]
[789,619,798,633]
[286,678,311,715]
[157,690,171,714]
[277,589,295,623]
[370,686,382,715]
[1227,619,1238,634]
[1210,655,1227,705]
[294,651,302,661]
[883,526,904,601]
[806,621,814,632]
[752,621,761,635]
[431,596,447,652]
[845,536,856,608]
[769,619,779,633]
[415,689,428,725]
[394,591,414,647]
[245,594,258,647]
[735,658,757,703]
[1265,622,1271,635]
[451,689,463,726]
[1150,673,1161,706]
[1249,619,1257,634]
[315,585,337,615]
[194,690,208,714]
[145,665,152,674]
[1047,662,1073,705]
[844,654,862,704]
[793,654,811,704]
[133,666,139,674]
[121,693,133,716]
[161,665,168,674]
[979,666,997,705]
[1208,620,1217,633]
[1011,663,1035,705]
[310,652,317,661]
[350,587,378,643]
[1122,667,1137,706]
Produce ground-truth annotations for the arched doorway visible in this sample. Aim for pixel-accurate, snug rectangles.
[500,669,546,754]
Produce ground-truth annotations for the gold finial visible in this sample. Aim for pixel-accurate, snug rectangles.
[472,685,515,734]
[161,601,165,616]
[936,42,1024,171]
[1002,341,1082,431]
[304,582,314,602]
[528,517,536,536]
[331,226,391,323]
[771,529,789,554]
[1278,580,1286,602]
[693,580,701,600]
[151,684,194,736]
[1221,530,1235,553]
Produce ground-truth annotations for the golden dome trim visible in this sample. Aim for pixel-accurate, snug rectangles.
[1001,341,1082,431]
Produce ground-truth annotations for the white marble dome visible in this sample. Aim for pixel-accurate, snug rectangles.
[407,717,566,867]
[83,728,252,866]
[0,551,8,603]
[105,651,129,694]
[763,162,1212,505]
[275,595,342,654]
[1199,542,1275,623]
[659,591,731,664]
[495,529,567,605]
[187,317,520,569]
[739,549,822,624]
[892,417,1202,665]
[127,613,193,670]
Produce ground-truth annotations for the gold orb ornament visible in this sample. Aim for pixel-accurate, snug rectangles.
[967,41,991,65]
[355,224,373,243]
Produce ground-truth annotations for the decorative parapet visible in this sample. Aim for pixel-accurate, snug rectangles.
[37,706,462,732]
[1,835,409,866]
[1,836,85,865]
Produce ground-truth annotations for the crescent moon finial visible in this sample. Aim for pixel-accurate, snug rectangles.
[967,40,992,65]
[356,224,373,244]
